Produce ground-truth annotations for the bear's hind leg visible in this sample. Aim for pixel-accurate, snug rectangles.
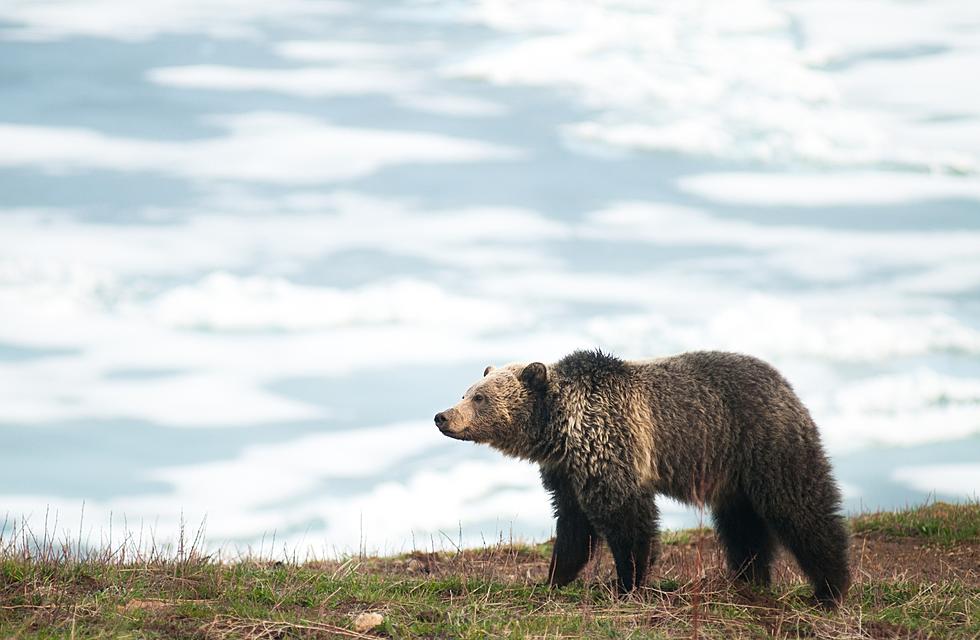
[750,468,851,608]
[712,492,774,587]
[543,469,600,587]
[768,511,850,608]
[592,493,659,594]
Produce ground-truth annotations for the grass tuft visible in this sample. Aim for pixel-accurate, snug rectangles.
[851,500,980,544]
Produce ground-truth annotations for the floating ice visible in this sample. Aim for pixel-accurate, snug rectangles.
[147,65,422,97]
[892,464,980,498]
[148,65,507,117]
[0,0,350,41]
[449,0,980,172]
[147,273,523,333]
[679,172,980,206]
[0,113,520,184]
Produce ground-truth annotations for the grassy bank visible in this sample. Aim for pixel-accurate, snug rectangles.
[1,502,978,639]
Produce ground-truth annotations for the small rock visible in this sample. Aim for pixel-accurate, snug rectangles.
[353,612,384,633]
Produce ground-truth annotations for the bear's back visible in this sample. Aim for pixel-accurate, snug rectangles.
[630,351,797,421]
[626,351,812,501]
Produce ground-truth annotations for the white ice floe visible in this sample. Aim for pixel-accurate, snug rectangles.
[275,40,413,63]
[0,0,349,41]
[582,201,980,283]
[0,113,519,184]
[150,30,507,118]
[679,172,980,207]
[0,193,564,277]
[147,273,522,332]
[147,422,444,519]
[148,64,507,117]
[0,366,322,427]
[449,0,980,172]
[892,464,980,498]
[586,300,980,365]
[835,370,980,417]
[789,0,979,66]
[147,65,422,97]
[893,263,980,296]
[819,371,980,451]
[275,40,460,111]
[395,93,508,117]
[305,458,551,554]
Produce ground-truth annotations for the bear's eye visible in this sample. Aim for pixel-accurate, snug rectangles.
[472,394,485,403]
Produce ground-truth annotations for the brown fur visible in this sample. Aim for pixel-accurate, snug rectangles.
[435,349,850,607]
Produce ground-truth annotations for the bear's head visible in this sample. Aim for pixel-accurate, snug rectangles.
[434,362,549,458]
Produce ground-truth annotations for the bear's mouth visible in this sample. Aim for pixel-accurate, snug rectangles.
[438,424,471,441]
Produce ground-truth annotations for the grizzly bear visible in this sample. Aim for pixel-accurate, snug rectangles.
[434,350,850,607]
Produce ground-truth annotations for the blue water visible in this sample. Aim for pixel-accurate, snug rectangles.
[1,0,979,555]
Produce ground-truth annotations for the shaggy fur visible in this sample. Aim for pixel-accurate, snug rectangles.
[434,350,850,607]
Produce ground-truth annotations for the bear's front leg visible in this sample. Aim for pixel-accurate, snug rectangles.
[590,491,659,594]
[542,468,599,587]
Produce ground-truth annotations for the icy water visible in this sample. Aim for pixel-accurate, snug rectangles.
[1,0,979,555]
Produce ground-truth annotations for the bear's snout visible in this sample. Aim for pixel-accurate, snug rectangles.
[434,410,456,435]
[435,409,469,439]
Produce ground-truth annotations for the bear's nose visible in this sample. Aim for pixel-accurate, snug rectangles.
[434,412,447,427]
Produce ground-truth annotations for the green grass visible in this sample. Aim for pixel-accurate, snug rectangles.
[1,502,978,639]
[851,500,980,544]
[660,527,712,547]
[2,559,976,639]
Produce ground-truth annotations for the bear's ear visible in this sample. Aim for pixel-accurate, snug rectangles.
[483,365,494,377]
[519,362,548,391]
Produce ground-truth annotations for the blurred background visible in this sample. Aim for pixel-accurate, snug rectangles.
[1,0,979,556]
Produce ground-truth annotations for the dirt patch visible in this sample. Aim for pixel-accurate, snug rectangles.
[861,620,931,640]
[200,614,382,640]
[344,531,980,591]
[487,532,980,589]
[119,598,176,613]
[852,535,980,584]
[653,532,980,588]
